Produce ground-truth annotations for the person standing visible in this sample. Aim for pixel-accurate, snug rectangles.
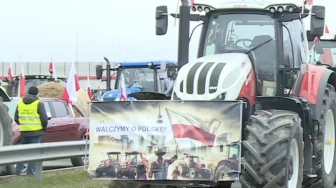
[14,86,49,176]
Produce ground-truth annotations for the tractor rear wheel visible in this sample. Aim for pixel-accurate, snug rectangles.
[240,110,304,188]
[304,84,336,188]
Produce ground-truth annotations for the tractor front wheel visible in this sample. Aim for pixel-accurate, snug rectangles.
[240,110,304,188]
[304,84,336,188]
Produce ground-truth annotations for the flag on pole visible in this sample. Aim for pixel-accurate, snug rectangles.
[325,25,330,34]
[49,61,57,81]
[8,62,13,81]
[165,108,218,147]
[20,63,26,98]
[86,76,93,101]
[120,73,127,101]
[306,0,313,6]
[62,62,80,104]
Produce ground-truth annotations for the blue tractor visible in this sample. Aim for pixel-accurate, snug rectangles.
[96,59,177,101]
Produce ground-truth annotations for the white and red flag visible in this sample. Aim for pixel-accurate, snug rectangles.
[119,73,127,101]
[86,76,93,101]
[8,62,13,81]
[20,63,26,98]
[62,62,80,104]
[165,108,218,147]
[319,25,333,66]
[49,61,57,81]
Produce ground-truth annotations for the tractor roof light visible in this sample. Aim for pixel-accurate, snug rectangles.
[116,63,121,68]
[269,7,276,13]
[287,6,294,12]
[191,6,196,12]
[204,7,210,13]
[148,62,154,67]
[197,6,203,12]
[277,6,284,12]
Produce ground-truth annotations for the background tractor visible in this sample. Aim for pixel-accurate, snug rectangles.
[149,0,336,188]
[95,151,121,178]
[179,153,212,179]
[118,151,148,179]
[1,74,67,97]
[213,142,240,182]
[95,58,177,101]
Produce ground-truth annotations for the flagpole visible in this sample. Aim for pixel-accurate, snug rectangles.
[165,108,181,154]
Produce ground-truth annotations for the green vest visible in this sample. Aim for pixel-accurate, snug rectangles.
[18,100,43,131]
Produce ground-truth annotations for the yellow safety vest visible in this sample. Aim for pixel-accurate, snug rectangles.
[18,100,43,132]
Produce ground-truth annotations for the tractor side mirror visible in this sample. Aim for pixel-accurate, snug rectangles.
[96,65,103,80]
[46,112,52,120]
[156,6,168,35]
[310,5,325,36]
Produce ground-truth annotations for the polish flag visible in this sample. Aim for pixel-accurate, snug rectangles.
[319,25,334,66]
[62,62,80,104]
[8,62,13,81]
[86,76,93,101]
[20,64,26,98]
[165,108,218,147]
[49,61,57,81]
[120,73,127,101]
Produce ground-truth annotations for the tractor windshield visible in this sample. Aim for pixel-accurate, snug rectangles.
[116,67,161,92]
[202,13,275,56]
[308,40,336,66]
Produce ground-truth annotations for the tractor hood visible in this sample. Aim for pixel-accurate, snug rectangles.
[173,53,252,100]
[101,88,142,101]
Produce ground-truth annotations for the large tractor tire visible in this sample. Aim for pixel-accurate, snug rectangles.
[304,84,336,188]
[240,110,304,188]
[0,99,15,176]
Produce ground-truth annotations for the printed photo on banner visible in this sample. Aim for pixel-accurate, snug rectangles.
[87,101,243,182]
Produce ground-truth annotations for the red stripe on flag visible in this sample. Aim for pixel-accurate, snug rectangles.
[172,124,216,147]
[306,0,313,5]
[20,65,26,98]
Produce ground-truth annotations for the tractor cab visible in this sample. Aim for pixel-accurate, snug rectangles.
[98,61,177,101]
[156,0,324,105]
[122,151,143,169]
[2,74,67,97]
[307,31,336,69]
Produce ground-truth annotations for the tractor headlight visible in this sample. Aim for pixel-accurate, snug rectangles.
[222,69,240,89]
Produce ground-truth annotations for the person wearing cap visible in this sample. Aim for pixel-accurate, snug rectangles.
[14,86,49,176]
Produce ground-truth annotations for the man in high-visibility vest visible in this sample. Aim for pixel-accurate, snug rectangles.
[14,86,49,176]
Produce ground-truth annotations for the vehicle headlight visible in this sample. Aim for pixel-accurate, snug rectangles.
[222,68,240,89]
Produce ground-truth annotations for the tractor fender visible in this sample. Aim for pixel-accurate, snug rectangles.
[301,67,336,119]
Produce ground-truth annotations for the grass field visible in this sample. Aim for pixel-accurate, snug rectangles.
[0,168,113,188]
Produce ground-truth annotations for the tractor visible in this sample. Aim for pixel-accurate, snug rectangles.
[95,59,177,101]
[95,151,121,178]
[117,151,148,179]
[149,0,336,187]
[213,142,240,182]
[178,153,212,179]
[1,74,67,97]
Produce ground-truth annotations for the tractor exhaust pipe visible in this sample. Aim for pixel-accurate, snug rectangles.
[177,0,191,67]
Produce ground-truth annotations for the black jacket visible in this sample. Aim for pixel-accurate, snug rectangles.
[14,94,49,137]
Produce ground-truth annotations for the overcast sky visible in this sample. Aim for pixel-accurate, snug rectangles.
[0,0,334,62]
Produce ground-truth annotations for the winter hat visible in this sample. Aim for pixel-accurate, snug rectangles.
[28,86,39,95]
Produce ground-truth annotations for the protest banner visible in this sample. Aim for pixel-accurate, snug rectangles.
[88,100,242,182]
